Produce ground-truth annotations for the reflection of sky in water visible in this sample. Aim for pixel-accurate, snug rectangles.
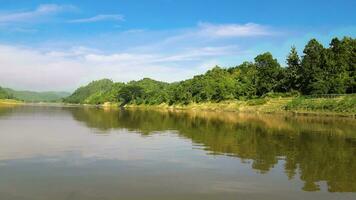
[0,106,355,199]
[0,117,204,164]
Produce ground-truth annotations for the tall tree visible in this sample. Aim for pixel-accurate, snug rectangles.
[285,46,301,91]
[324,37,349,93]
[336,37,356,93]
[300,39,326,94]
[254,52,282,96]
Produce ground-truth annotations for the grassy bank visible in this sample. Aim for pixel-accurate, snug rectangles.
[0,99,23,106]
[284,95,356,116]
[126,95,356,117]
[6,95,355,117]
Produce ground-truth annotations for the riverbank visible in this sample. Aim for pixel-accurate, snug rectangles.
[4,95,355,118]
[0,99,23,106]
[125,95,356,117]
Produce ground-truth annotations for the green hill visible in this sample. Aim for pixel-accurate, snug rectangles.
[0,86,13,99]
[63,79,115,104]
[63,78,171,105]
[5,88,70,102]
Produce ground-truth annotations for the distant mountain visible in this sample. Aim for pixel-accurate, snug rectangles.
[4,88,70,102]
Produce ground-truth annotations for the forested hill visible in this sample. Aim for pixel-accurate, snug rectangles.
[63,79,116,104]
[64,36,356,105]
[3,88,70,102]
[0,87,13,99]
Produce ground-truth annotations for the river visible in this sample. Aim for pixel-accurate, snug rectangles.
[0,105,355,199]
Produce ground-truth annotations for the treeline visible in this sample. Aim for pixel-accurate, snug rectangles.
[64,37,356,105]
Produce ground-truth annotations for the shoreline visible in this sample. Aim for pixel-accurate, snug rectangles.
[125,103,356,118]
[2,96,355,118]
[121,96,356,118]
[0,99,24,106]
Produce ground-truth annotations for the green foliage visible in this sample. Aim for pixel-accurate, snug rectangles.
[117,85,144,105]
[230,62,258,98]
[300,39,325,94]
[66,36,355,106]
[170,66,236,104]
[254,52,284,95]
[64,79,114,104]
[285,46,301,91]
[0,87,13,99]
[298,37,356,95]
[127,78,170,105]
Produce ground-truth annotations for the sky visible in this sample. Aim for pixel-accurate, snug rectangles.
[0,0,355,91]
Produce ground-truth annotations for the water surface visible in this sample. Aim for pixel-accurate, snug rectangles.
[0,105,355,200]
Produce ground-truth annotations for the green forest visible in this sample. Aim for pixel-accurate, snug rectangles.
[64,37,356,106]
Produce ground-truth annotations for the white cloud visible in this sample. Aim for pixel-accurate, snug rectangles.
[0,45,87,91]
[69,14,124,23]
[0,43,230,91]
[0,4,75,23]
[198,22,274,38]
[0,22,279,91]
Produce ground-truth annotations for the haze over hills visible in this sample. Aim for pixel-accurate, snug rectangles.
[2,88,70,102]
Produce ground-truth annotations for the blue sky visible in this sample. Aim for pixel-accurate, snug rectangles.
[0,0,355,91]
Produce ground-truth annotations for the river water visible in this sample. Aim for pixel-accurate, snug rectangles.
[0,105,355,199]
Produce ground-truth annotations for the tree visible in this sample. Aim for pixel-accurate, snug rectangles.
[343,37,356,93]
[229,62,258,98]
[117,85,144,106]
[285,46,301,91]
[300,39,326,94]
[254,52,283,96]
[329,37,356,94]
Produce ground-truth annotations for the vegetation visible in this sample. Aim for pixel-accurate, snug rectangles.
[63,36,356,114]
[0,99,23,105]
[0,86,13,99]
[63,79,115,104]
[3,88,70,102]
[284,95,356,114]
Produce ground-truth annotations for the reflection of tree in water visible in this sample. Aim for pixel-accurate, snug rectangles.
[1,106,354,192]
[64,107,356,192]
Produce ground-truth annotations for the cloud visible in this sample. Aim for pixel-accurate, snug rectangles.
[0,43,233,91]
[0,22,280,91]
[69,14,124,23]
[0,4,75,23]
[198,22,274,38]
